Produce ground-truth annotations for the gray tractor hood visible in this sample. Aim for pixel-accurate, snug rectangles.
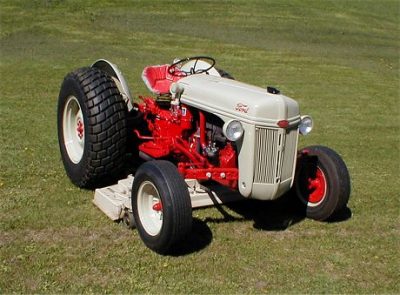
[178,74,301,127]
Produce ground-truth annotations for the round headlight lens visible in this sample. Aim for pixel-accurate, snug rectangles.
[299,115,313,135]
[223,120,244,141]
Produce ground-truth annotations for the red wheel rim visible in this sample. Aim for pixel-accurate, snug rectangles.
[76,119,84,139]
[307,167,327,204]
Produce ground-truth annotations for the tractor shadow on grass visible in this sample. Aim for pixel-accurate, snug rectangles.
[168,218,213,256]
[326,206,352,223]
[202,190,352,231]
[204,192,305,231]
[170,193,304,255]
[168,192,352,256]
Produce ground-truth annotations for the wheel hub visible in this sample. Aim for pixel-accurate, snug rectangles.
[76,118,84,140]
[137,181,163,236]
[62,96,85,164]
[307,168,327,204]
[152,201,163,212]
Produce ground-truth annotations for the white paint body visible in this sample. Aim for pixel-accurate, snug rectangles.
[177,74,301,200]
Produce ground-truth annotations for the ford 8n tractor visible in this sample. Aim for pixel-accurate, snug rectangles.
[57,56,350,254]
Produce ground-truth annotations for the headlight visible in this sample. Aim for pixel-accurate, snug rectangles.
[223,120,244,141]
[299,115,313,135]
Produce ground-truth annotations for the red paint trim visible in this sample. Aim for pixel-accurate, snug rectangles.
[132,97,239,189]
[307,167,327,204]
[277,120,289,128]
[152,202,162,212]
[133,130,153,140]
[199,111,207,149]
[77,119,84,139]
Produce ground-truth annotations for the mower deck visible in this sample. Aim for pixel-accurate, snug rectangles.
[93,175,245,221]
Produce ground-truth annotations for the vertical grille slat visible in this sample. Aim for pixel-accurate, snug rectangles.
[254,128,278,183]
[281,129,298,180]
[254,127,298,184]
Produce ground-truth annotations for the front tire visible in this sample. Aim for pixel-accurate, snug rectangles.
[293,145,351,221]
[132,161,192,254]
[57,67,127,188]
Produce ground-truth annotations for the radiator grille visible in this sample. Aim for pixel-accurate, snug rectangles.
[281,128,298,180]
[254,127,298,184]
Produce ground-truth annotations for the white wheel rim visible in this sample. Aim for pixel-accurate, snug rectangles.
[137,181,163,236]
[63,96,85,164]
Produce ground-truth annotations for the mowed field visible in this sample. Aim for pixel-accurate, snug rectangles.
[0,0,399,293]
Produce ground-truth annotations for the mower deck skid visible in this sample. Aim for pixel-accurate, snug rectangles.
[93,176,245,221]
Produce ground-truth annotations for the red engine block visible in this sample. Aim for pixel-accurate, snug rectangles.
[133,97,238,189]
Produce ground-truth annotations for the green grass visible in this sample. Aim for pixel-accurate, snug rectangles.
[0,0,399,293]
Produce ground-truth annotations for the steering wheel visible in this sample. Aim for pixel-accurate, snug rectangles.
[167,56,216,77]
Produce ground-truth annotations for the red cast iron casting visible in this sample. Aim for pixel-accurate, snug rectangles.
[134,97,238,189]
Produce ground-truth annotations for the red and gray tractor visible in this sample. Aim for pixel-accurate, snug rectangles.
[57,56,350,254]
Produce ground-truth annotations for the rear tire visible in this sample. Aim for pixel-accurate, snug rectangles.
[132,161,192,254]
[57,67,127,188]
[293,145,351,221]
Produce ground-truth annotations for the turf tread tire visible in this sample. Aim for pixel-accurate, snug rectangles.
[57,67,127,188]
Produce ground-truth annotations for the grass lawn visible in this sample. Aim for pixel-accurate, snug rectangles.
[0,0,399,293]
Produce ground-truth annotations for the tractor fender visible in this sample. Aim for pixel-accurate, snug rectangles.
[91,59,134,111]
